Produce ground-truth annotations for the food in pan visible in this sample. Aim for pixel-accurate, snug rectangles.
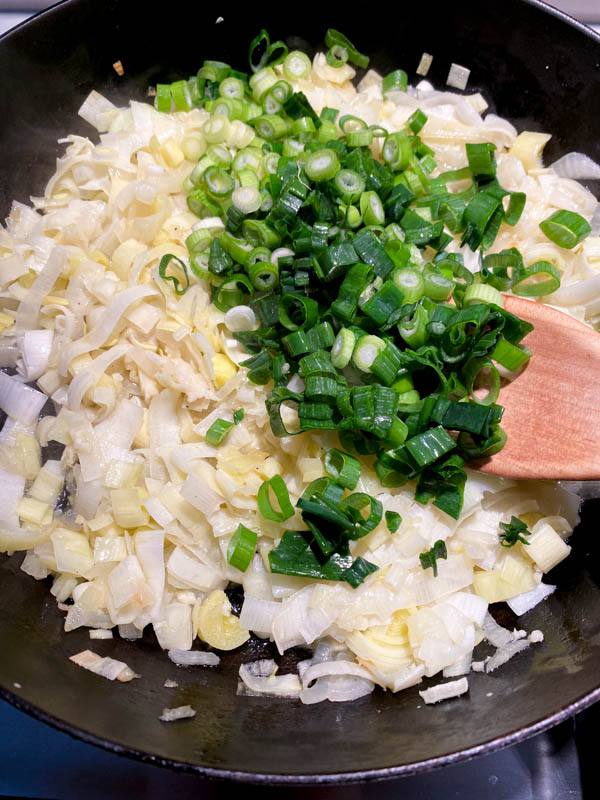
[0,29,597,704]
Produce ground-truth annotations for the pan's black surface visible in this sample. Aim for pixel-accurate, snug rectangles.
[1,0,600,783]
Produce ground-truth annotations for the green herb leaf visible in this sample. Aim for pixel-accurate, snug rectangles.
[385,511,402,533]
[419,539,448,577]
[499,516,531,548]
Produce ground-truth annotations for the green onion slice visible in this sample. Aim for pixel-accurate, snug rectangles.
[155,84,172,113]
[331,328,356,368]
[227,524,258,571]
[213,274,254,312]
[339,493,383,538]
[382,69,408,96]
[278,294,319,331]
[539,209,592,249]
[511,260,561,297]
[324,448,361,490]
[419,539,447,577]
[305,148,340,182]
[352,335,386,372]
[324,29,369,69]
[334,169,366,202]
[258,475,295,522]
[205,418,234,445]
[249,29,288,73]
[385,510,402,533]
[283,50,312,81]
[326,45,349,68]
[159,254,190,295]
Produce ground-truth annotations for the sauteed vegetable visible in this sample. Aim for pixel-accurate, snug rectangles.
[0,29,596,704]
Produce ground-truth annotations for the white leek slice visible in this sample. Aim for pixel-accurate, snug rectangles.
[486,639,530,673]
[507,582,556,616]
[70,649,138,682]
[159,705,196,722]
[238,662,301,697]
[167,649,220,667]
[197,589,249,650]
[419,677,469,704]
[0,372,47,426]
[524,522,571,572]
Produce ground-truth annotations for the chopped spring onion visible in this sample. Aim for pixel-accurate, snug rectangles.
[227,524,258,571]
[392,268,424,303]
[331,328,355,368]
[326,45,349,68]
[324,29,369,69]
[213,274,253,312]
[463,283,503,307]
[283,50,312,80]
[232,186,262,214]
[258,475,295,522]
[249,29,288,73]
[305,149,340,182]
[333,169,366,202]
[205,418,234,445]
[511,261,561,297]
[419,539,448,577]
[154,83,172,112]
[499,516,531,548]
[324,448,361,490]
[385,511,402,533]
[539,209,592,249]
[383,132,412,171]
[352,335,386,372]
[382,69,408,96]
[360,191,384,226]
[159,254,190,295]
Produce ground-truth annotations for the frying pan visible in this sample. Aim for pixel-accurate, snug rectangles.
[1,0,600,784]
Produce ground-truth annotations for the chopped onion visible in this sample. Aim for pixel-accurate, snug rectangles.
[481,613,513,648]
[507,582,556,616]
[301,659,369,686]
[224,305,256,332]
[17,329,54,381]
[446,63,470,90]
[0,372,47,426]
[78,90,118,132]
[159,705,196,722]
[238,662,302,697]
[300,674,375,705]
[69,649,138,681]
[485,639,530,673]
[0,466,26,529]
[416,53,433,77]
[167,648,220,667]
[551,152,600,180]
[89,629,114,640]
[419,677,469,704]
[442,652,472,678]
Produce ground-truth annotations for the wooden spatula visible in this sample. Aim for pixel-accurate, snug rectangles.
[476,295,600,480]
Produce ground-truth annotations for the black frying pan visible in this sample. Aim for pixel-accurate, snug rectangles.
[1,0,600,783]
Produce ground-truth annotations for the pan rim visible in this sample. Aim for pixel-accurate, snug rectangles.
[1,681,599,783]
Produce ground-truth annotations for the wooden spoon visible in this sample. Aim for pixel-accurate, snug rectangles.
[476,295,600,480]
